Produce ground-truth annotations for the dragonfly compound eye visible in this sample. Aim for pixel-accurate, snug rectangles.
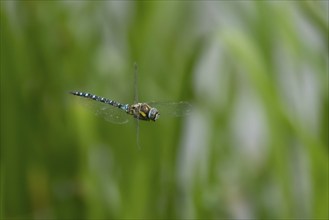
[148,108,160,121]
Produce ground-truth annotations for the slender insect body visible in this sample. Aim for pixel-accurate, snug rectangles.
[70,91,160,121]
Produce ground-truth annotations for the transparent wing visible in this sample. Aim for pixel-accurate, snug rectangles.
[147,101,192,117]
[94,103,130,124]
[71,96,130,124]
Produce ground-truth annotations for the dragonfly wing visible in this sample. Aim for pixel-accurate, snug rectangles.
[72,97,130,124]
[95,104,129,124]
[147,101,192,117]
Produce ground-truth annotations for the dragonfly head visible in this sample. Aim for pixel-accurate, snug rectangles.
[148,107,160,121]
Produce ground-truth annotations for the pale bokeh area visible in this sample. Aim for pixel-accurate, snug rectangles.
[1,1,328,219]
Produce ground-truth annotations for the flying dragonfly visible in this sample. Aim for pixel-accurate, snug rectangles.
[69,64,191,147]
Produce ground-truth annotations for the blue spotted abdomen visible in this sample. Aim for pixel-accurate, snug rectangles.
[69,91,129,112]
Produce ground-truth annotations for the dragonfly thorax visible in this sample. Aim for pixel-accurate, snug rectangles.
[129,103,160,121]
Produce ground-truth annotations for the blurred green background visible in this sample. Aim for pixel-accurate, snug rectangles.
[1,1,328,219]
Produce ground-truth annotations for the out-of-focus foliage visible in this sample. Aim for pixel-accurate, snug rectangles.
[1,1,328,219]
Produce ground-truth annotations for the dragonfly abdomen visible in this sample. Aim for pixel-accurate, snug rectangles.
[69,91,129,112]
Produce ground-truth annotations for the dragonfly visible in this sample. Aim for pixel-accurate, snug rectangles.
[69,64,191,146]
